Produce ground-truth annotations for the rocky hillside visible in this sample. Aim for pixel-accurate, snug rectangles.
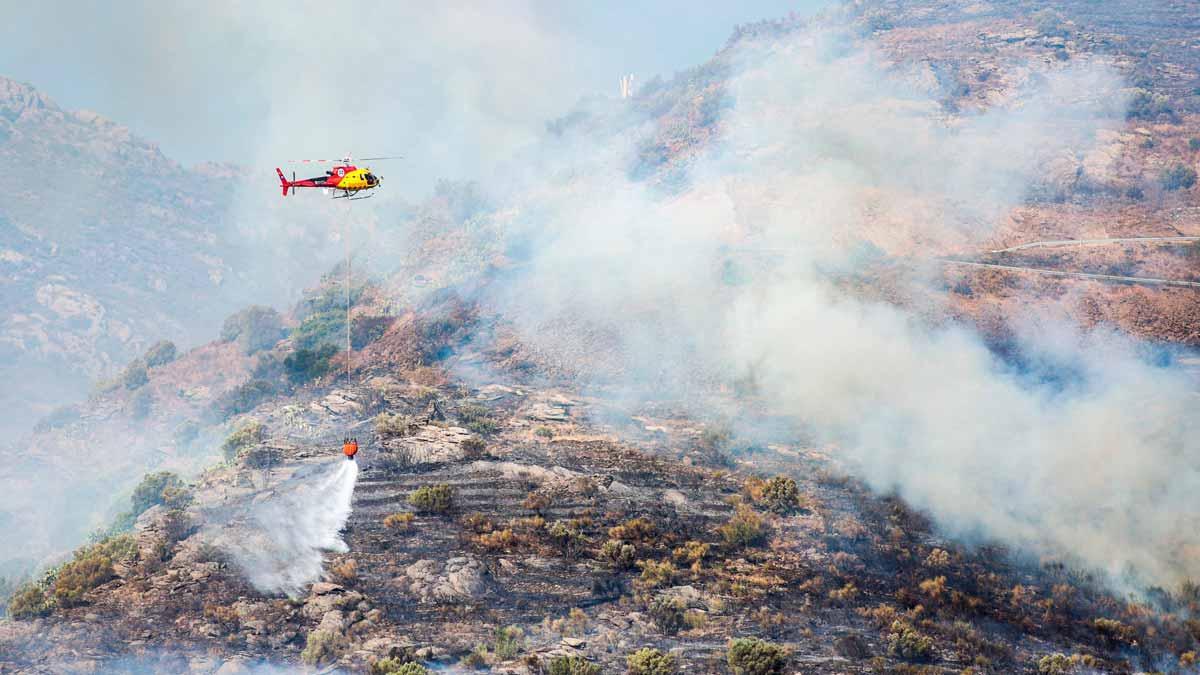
[640,0,1200,351]
[4,290,1199,674]
[2,0,1200,673]
[0,76,243,436]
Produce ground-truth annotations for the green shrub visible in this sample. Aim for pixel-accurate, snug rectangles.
[1032,8,1067,36]
[238,444,278,470]
[1093,617,1135,644]
[209,379,276,420]
[143,340,177,367]
[609,517,655,542]
[719,504,768,549]
[727,637,786,675]
[300,629,346,666]
[409,484,455,514]
[1036,653,1098,674]
[130,471,190,518]
[649,597,685,636]
[1127,89,1176,121]
[626,647,677,675]
[375,412,416,437]
[299,277,365,316]
[221,306,284,354]
[415,316,464,364]
[759,476,802,514]
[249,352,285,380]
[493,625,524,660]
[0,576,11,612]
[548,521,588,558]
[174,420,200,445]
[221,421,264,462]
[466,419,498,435]
[122,360,149,390]
[1160,163,1197,191]
[1038,654,1070,674]
[672,540,709,566]
[461,436,486,459]
[698,426,732,452]
[53,551,115,608]
[371,659,427,675]
[636,560,677,589]
[459,645,489,669]
[457,403,498,435]
[600,539,637,570]
[7,583,51,619]
[547,655,601,675]
[351,314,393,349]
[292,311,346,351]
[383,512,415,532]
[284,344,339,383]
[91,534,139,563]
[887,620,935,661]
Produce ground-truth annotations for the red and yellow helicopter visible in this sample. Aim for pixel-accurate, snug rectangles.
[275,153,400,200]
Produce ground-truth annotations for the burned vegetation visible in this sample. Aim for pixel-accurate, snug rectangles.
[5,294,1199,675]
[7,1,1200,674]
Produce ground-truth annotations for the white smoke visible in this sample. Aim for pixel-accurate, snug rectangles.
[207,459,358,596]
[99,653,333,675]
[465,24,1200,591]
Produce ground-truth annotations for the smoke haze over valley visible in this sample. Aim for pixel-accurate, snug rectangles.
[3,2,1200,673]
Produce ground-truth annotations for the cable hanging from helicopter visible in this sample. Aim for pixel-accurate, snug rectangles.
[272,151,402,374]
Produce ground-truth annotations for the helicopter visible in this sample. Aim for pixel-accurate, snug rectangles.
[275,153,400,200]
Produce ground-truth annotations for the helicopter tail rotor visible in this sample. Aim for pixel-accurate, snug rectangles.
[275,168,291,197]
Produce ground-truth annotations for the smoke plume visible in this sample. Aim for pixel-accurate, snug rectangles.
[461,25,1200,591]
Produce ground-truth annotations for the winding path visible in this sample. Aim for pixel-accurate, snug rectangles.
[941,235,1200,288]
[941,259,1200,288]
[988,236,1200,254]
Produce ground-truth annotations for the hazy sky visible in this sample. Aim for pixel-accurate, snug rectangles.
[0,1,828,182]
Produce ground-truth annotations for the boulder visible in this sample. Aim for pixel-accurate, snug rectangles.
[310,582,344,595]
[303,584,366,619]
[659,585,710,610]
[134,506,195,562]
[526,402,569,422]
[402,555,490,603]
[835,633,872,660]
[214,658,255,675]
[317,610,347,634]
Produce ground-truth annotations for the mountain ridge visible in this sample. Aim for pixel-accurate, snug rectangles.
[0,74,245,437]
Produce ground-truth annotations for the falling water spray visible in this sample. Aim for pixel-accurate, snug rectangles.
[206,459,359,597]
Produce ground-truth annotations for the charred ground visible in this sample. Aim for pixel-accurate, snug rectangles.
[3,1,1200,673]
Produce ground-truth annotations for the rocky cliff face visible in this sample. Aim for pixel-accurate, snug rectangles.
[0,76,243,435]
